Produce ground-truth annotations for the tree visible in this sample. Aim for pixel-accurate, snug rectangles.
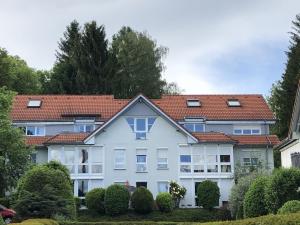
[0,87,32,196]
[0,48,42,94]
[268,15,300,140]
[162,82,184,95]
[109,26,168,98]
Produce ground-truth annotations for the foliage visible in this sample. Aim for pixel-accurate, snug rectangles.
[155,192,174,213]
[169,181,186,208]
[108,26,168,98]
[0,196,10,207]
[85,188,106,214]
[197,180,220,210]
[10,219,58,225]
[233,161,268,184]
[77,208,231,223]
[0,87,33,196]
[45,161,72,185]
[0,217,4,225]
[278,200,300,214]
[131,187,154,214]
[265,168,300,213]
[229,172,259,219]
[14,164,75,219]
[0,48,42,94]
[74,197,81,215]
[162,82,184,95]
[268,15,300,141]
[104,184,130,216]
[243,176,269,218]
[201,212,300,225]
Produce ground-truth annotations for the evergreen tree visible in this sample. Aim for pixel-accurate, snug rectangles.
[109,27,168,98]
[269,14,300,139]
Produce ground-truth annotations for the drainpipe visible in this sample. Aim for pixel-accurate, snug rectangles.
[265,120,270,170]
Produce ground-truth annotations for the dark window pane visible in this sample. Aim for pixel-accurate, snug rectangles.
[180,155,191,163]
[184,124,194,132]
[136,118,146,131]
[136,182,147,188]
[291,153,300,168]
[220,155,230,162]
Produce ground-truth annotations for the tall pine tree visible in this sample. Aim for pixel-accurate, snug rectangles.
[109,27,168,98]
[268,15,300,167]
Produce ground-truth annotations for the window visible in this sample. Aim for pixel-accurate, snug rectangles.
[233,128,261,135]
[193,154,205,173]
[78,149,89,173]
[187,99,201,107]
[64,149,75,173]
[194,182,201,206]
[207,154,218,173]
[50,149,60,161]
[91,148,103,173]
[30,153,37,163]
[227,99,241,107]
[75,124,94,133]
[26,126,45,136]
[114,149,126,169]
[136,149,147,172]
[78,179,88,197]
[291,152,300,168]
[220,155,231,173]
[180,155,192,173]
[136,182,147,188]
[157,149,168,169]
[126,117,156,140]
[27,100,41,108]
[184,123,205,132]
[243,157,259,166]
[158,182,169,193]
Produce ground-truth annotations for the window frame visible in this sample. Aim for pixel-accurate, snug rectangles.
[114,149,126,170]
[180,154,192,173]
[136,154,147,172]
[157,148,168,170]
[184,123,205,132]
[25,126,45,136]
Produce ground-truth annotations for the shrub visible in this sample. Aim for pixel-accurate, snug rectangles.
[74,197,81,214]
[10,219,58,225]
[0,217,4,225]
[14,164,75,219]
[229,173,259,219]
[156,192,174,212]
[278,200,300,214]
[0,196,10,207]
[265,168,300,213]
[197,180,220,210]
[131,187,154,214]
[243,176,269,218]
[169,181,186,208]
[104,184,130,216]
[86,188,106,213]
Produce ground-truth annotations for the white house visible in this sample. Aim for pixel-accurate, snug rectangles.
[11,94,279,207]
[276,82,300,168]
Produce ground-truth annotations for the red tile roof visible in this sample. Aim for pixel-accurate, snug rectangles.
[11,94,275,122]
[25,136,53,146]
[230,135,280,146]
[44,133,89,144]
[193,132,236,143]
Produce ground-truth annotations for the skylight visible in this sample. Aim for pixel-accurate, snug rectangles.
[27,100,42,108]
[227,99,241,107]
[187,99,201,107]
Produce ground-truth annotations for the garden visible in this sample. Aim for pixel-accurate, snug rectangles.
[1,161,300,225]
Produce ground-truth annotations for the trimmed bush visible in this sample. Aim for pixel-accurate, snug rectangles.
[278,200,300,214]
[131,187,154,214]
[243,176,269,218]
[86,188,105,213]
[265,168,300,213]
[197,180,220,210]
[156,192,174,212]
[104,184,130,216]
[14,163,75,219]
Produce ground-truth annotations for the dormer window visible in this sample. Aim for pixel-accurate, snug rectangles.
[227,99,241,107]
[187,99,201,107]
[126,117,156,140]
[27,100,42,108]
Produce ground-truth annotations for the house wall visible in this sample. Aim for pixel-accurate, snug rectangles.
[281,140,300,167]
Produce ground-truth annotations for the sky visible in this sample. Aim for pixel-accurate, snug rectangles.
[0,0,299,96]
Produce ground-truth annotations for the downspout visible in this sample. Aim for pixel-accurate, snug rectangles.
[265,120,270,170]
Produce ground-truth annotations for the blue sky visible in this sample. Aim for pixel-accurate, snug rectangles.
[0,0,299,96]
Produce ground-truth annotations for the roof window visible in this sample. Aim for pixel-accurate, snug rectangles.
[187,99,201,107]
[27,100,42,108]
[227,99,241,107]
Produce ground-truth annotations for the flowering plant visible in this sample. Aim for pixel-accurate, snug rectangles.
[169,180,186,208]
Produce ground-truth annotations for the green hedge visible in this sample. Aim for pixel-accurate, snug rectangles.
[77,208,231,222]
[278,200,300,214]
[59,222,176,225]
[200,212,300,225]
[10,219,58,225]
